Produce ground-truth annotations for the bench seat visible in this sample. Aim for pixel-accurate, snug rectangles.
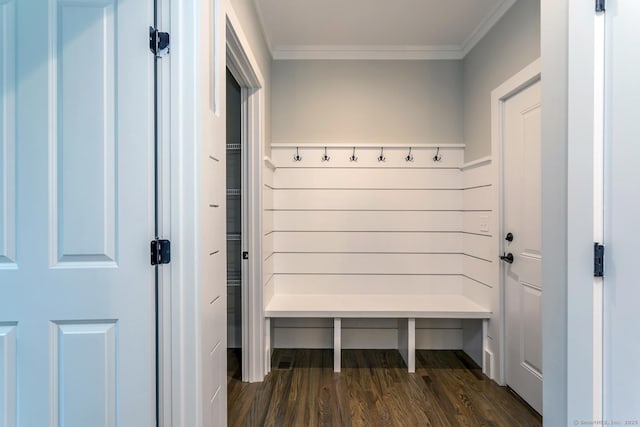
[265,293,491,374]
[265,293,491,319]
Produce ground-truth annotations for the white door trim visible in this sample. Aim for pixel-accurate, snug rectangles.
[226,2,266,383]
[491,58,541,386]
[566,3,604,423]
[166,0,202,425]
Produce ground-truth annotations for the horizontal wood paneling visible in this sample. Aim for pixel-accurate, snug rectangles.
[463,211,493,235]
[274,253,461,275]
[274,168,462,189]
[263,251,274,285]
[264,211,274,234]
[264,276,275,306]
[267,150,496,353]
[463,163,493,188]
[263,186,273,210]
[263,165,274,187]
[271,146,464,169]
[274,211,462,232]
[462,186,492,211]
[273,274,462,295]
[463,233,493,261]
[461,162,498,361]
[273,189,462,211]
[263,233,274,259]
[462,275,497,343]
[463,255,493,286]
[264,166,275,290]
[461,276,492,314]
[273,232,462,254]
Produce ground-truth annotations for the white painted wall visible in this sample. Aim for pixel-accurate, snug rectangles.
[461,159,497,371]
[462,0,540,162]
[266,146,495,361]
[263,159,275,311]
[271,61,463,145]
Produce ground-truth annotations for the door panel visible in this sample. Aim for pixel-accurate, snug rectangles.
[0,0,16,267]
[504,79,542,414]
[54,0,117,264]
[53,321,117,427]
[0,0,155,424]
[604,1,640,419]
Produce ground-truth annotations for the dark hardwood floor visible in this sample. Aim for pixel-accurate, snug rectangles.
[227,348,541,427]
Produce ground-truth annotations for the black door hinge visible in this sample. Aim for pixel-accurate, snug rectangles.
[596,0,605,13]
[151,239,171,265]
[594,243,604,277]
[149,27,170,57]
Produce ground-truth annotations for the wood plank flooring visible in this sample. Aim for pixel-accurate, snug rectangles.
[227,348,542,427]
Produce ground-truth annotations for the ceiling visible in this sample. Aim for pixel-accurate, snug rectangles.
[253,0,517,60]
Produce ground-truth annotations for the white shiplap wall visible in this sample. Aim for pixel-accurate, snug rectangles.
[461,158,497,371]
[263,159,276,372]
[263,158,276,305]
[265,145,496,351]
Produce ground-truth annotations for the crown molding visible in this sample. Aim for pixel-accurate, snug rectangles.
[460,0,517,57]
[260,0,518,61]
[272,44,464,61]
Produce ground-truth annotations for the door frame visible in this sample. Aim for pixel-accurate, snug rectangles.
[160,0,603,425]
[162,1,267,423]
[491,58,541,386]
[225,6,266,383]
[565,2,604,423]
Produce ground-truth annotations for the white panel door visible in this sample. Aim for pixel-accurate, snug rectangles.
[503,80,543,414]
[0,0,155,425]
[603,1,640,419]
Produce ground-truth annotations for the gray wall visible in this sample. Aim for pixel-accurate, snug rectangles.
[271,60,463,145]
[462,0,540,161]
[229,0,272,153]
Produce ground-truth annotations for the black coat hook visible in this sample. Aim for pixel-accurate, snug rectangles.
[349,147,358,162]
[293,146,302,162]
[405,147,414,162]
[321,146,330,162]
[433,147,442,162]
[378,147,386,162]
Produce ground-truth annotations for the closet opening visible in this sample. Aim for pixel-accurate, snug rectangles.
[226,68,244,379]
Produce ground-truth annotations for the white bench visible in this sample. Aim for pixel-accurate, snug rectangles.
[265,293,491,373]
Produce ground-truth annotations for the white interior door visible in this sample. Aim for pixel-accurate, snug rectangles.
[0,0,155,425]
[603,1,640,419]
[503,79,543,414]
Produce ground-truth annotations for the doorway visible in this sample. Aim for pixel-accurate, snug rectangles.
[226,68,244,374]
[225,19,267,382]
